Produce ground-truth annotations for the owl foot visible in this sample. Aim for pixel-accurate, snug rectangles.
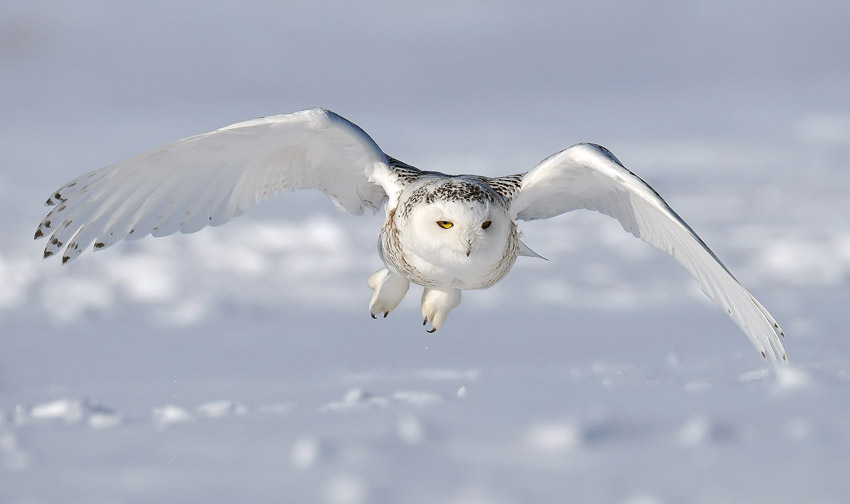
[421,287,462,333]
[368,268,410,319]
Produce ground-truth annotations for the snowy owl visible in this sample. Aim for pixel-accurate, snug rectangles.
[35,108,786,365]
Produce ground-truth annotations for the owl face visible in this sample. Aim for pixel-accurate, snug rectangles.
[405,198,511,265]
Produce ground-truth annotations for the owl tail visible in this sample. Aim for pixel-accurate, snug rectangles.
[518,239,547,261]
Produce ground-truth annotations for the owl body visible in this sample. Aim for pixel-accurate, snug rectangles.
[380,174,520,290]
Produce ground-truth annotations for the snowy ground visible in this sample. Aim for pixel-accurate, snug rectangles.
[3,2,850,503]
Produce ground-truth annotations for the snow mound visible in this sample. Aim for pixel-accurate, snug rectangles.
[775,366,813,392]
[397,413,427,445]
[291,436,321,470]
[324,473,369,504]
[391,391,442,407]
[196,400,248,418]
[152,405,194,429]
[15,398,120,429]
[525,420,581,453]
[677,416,737,447]
[322,389,391,412]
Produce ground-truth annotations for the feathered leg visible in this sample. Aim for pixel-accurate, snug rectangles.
[421,287,461,333]
[368,267,410,318]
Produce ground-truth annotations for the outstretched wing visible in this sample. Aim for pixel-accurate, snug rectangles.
[36,108,396,263]
[510,143,787,365]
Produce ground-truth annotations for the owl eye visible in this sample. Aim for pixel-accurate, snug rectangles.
[436,220,454,229]
[481,220,492,229]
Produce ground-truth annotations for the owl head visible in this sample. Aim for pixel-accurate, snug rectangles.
[402,181,512,265]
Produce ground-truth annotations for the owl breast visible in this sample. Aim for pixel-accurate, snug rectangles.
[380,208,520,290]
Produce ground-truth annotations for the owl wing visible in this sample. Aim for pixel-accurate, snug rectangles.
[509,143,787,366]
[36,108,401,263]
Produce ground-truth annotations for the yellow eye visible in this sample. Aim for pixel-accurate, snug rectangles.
[481,220,492,229]
[437,221,454,229]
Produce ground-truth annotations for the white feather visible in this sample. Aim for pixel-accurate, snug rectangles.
[36,108,393,262]
[510,143,787,365]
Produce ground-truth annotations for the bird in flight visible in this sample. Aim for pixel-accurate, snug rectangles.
[35,108,787,365]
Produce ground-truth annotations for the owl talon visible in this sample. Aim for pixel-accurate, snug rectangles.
[368,267,410,320]
[426,327,437,333]
[420,287,461,333]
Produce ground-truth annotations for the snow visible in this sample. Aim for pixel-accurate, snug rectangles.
[525,420,582,453]
[396,413,427,446]
[291,436,321,469]
[151,405,195,430]
[3,1,850,503]
[195,400,248,418]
